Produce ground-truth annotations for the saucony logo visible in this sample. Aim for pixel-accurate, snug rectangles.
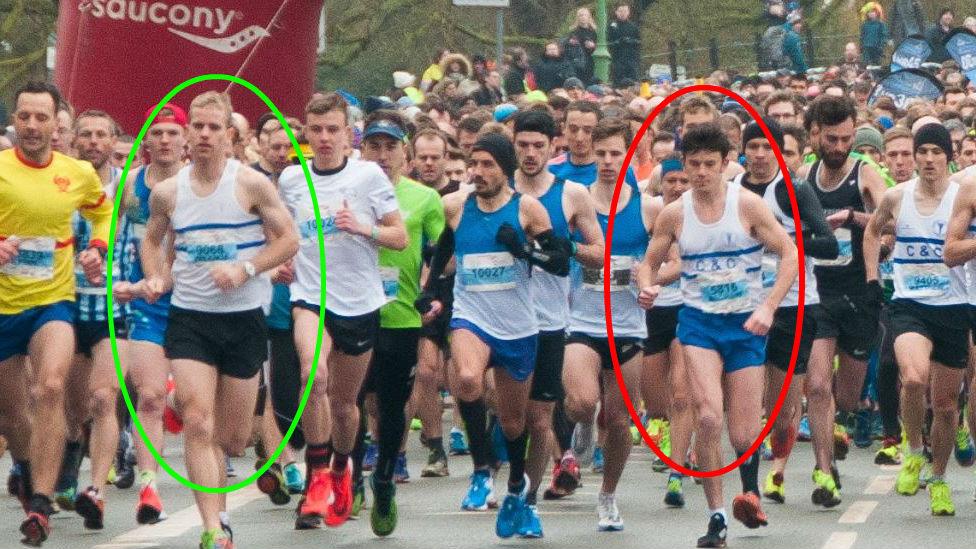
[169,25,268,54]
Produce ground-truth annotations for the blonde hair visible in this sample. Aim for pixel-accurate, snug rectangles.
[189,91,234,127]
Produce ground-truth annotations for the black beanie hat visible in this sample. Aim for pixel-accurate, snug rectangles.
[472,133,517,179]
[742,118,785,151]
[914,123,954,161]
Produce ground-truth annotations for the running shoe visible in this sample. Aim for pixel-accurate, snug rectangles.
[518,503,543,538]
[449,428,470,456]
[954,427,975,467]
[797,415,811,441]
[370,474,397,537]
[257,463,291,506]
[351,476,365,519]
[853,409,873,449]
[630,425,641,445]
[75,486,105,530]
[833,424,851,460]
[664,474,684,508]
[54,485,76,512]
[20,510,51,548]
[870,411,884,440]
[597,492,624,531]
[896,452,924,496]
[325,467,353,527]
[283,463,304,494]
[393,452,410,483]
[421,447,449,477]
[811,469,841,507]
[763,471,785,503]
[362,443,378,472]
[543,462,569,500]
[491,420,509,465]
[573,421,595,467]
[496,475,529,538]
[198,529,234,549]
[732,492,768,528]
[929,479,955,516]
[592,447,605,474]
[555,453,582,492]
[136,484,166,524]
[874,437,902,465]
[295,468,331,529]
[410,418,423,431]
[461,469,496,511]
[696,512,727,548]
[225,457,236,478]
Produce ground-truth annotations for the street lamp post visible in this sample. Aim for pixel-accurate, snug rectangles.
[593,0,611,83]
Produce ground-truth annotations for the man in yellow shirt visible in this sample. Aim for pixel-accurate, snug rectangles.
[0,81,113,547]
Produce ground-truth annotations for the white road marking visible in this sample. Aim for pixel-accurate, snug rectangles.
[837,500,877,524]
[863,475,894,495]
[821,531,857,549]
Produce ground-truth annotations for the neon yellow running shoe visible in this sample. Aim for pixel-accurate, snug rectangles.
[897,452,925,496]
[763,471,785,503]
[811,469,841,508]
[929,480,955,516]
[106,465,117,485]
[410,418,422,431]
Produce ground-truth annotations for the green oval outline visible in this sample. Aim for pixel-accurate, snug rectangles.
[105,73,325,493]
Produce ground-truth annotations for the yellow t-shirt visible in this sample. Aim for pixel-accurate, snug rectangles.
[422,64,443,84]
[0,148,113,314]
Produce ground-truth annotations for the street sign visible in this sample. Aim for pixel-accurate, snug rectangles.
[453,0,509,6]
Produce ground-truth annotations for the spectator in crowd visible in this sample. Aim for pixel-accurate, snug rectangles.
[503,47,533,100]
[840,42,867,74]
[608,3,641,86]
[925,7,955,64]
[564,8,598,85]
[783,12,808,74]
[966,16,976,35]
[534,42,577,93]
[421,48,450,93]
[859,3,889,66]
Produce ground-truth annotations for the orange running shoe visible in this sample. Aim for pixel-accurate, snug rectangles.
[732,492,768,529]
[295,468,331,530]
[136,484,164,525]
[325,467,352,527]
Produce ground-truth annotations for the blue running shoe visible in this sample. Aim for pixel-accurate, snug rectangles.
[449,428,470,456]
[518,503,543,538]
[492,421,509,465]
[462,469,495,511]
[592,447,605,474]
[853,409,873,449]
[798,415,811,442]
[363,443,378,472]
[283,463,304,495]
[394,452,410,483]
[496,476,528,538]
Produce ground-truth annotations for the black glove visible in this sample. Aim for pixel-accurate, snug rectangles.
[495,223,528,258]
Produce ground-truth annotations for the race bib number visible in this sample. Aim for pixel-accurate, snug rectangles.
[897,262,950,298]
[379,266,399,303]
[761,253,778,290]
[1,237,56,280]
[815,228,852,267]
[460,252,516,292]
[182,243,238,263]
[699,268,750,314]
[582,256,635,292]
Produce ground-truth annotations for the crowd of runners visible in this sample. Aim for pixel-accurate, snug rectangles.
[2,52,976,549]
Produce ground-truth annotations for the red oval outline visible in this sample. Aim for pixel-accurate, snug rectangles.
[604,83,806,478]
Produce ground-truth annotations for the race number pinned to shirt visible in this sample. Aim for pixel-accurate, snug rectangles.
[816,228,852,267]
[698,267,750,314]
[896,262,950,298]
[0,237,56,280]
[296,205,339,242]
[176,230,240,264]
[582,256,635,292]
[379,266,400,303]
[460,252,516,292]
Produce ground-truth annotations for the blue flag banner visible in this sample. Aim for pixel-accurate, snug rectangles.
[944,29,976,83]
[868,69,944,109]
[890,35,930,71]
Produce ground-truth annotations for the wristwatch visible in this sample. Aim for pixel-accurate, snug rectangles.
[242,261,257,279]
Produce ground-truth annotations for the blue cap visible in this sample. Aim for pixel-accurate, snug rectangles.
[362,119,406,142]
[494,103,518,123]
[876,115,894,130]
[661,158,684,177]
